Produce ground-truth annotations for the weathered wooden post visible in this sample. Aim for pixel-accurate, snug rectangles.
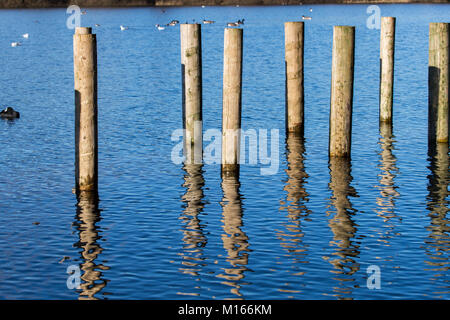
[74,27,98,192]
[429,22,449,150]
[285,21,304,134]
[181,23,202,164]
[329,26,355,158]
[222,28,243,176]
[379,17,396,124]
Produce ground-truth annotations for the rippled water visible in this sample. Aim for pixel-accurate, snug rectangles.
[0,4,449,300]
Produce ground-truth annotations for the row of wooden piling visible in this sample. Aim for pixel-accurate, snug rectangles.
[73,20,449,192]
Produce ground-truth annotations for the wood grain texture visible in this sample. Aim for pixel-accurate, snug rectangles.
[380,17,396,123]
[181,23,202,164]
[285,21,304,134]
[429,23,449,147]
[222,28,243,174]
[74,27,98,192]
[329,26,355,158]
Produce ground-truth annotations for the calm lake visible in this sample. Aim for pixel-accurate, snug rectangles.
[0,3,450,299]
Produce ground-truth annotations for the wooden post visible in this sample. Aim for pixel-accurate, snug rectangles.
[222,28,243,176]
[74,27,98,192]
[380,17,396,123]
[429,22,450,149]
[181,24,202,164]
[329,26,355,158]
[285,22,304,134]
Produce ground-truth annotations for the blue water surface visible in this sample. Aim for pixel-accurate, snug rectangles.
[0,3,449,299]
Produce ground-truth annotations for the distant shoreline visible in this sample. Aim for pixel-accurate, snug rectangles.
[0,0,448,9]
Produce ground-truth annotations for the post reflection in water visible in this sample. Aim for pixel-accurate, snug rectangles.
[325,157,360,300]
[74,190,109,300]
[278,133,311,282]
[217,173,251,299]
[178,164,207,293]
[425,143,450,297]
[376,122,401,242]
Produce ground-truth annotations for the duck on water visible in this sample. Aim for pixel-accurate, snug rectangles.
[0,107,20,119]
[227,19,245,27]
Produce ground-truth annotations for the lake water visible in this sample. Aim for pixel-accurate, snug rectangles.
[0,3,449,300]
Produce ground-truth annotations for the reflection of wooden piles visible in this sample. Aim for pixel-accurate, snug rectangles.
[376,122,400,222]
[216,174,250,298]
[179,164,206,277]
[326,157,359,299]
[425,143,450,277]
[278,133,310,260]
[75,190,109,300]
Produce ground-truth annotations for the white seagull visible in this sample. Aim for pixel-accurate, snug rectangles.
[22,33,29,39]
[11,42,21,47]
[120,25,129,31]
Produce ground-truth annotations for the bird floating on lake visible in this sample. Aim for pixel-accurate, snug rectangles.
[168,20,179,26]
[203,20,215,24]
[95,24,100,27]
[0,107,20,119]
[11,42,21,47]
[310,8,313,12]
[227,19,244,27]
[120,25,129,31]
[302,15,312,20]
[155,24,165,31]
[22,33,29,39]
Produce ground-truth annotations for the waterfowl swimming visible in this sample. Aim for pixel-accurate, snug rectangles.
[155,24,165,30]
[120,25,128,31]
[168,20,179,26]
[11,42,21,47]
[0,107,20,119]
[227,22,239,27]
[22,33,29,39]
[227,19,244,27]
[302,15,312,20]
[203,20,215,24]
[95,24,100,27]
